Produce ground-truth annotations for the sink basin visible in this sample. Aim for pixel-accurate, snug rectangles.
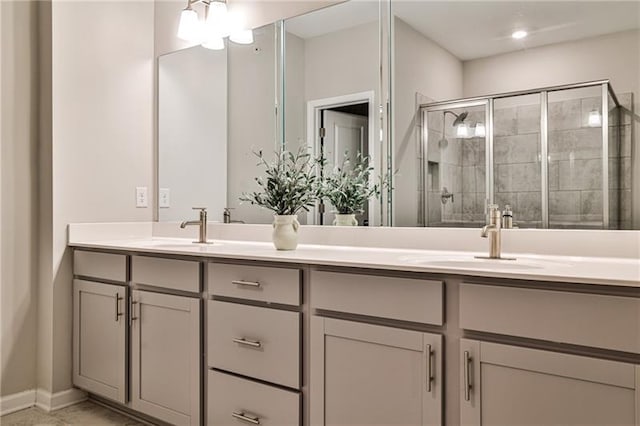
[419,259,543,270]
[398,255,563,270]
[132,239,221,249]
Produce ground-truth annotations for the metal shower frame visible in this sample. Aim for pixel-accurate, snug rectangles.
[420,79,621,229]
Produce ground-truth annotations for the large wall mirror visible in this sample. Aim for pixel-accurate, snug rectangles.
[158,22,282,224]
[283,0,384,226]
[157,0,639,230]
[390,1,639,229]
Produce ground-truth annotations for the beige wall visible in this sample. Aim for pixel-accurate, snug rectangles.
[48,0,155,393]
[392,17,463,227]
[463,30,640,98]
[0,0,40,397]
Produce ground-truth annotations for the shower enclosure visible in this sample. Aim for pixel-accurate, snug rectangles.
[421,80,628,229]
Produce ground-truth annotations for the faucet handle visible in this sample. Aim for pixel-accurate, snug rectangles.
[192,207,207,212]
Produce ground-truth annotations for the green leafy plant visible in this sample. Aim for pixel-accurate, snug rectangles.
[240,147,323,215]
[322,152,389,215]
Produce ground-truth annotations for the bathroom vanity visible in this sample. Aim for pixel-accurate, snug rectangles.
[68,225,640,426]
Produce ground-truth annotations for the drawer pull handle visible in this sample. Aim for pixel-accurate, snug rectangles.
[232,411,260,424]
[232,338,262,348]
[232,280,261,288]
[426,344,434,392]
[115,293,123,322]
[464,350,472,401]
[129,298,138,326]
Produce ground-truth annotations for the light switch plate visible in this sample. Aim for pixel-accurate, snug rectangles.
[159,188,170,208]
[136,187,148,208]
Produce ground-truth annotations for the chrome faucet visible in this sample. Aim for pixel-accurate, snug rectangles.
[180,207,210,244]
[477,204,514,260]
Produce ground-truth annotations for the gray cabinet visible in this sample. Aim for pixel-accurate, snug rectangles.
[73,279,127,404]
[130,290,201,426]
[310,316,442,426]
[460,339,640,426]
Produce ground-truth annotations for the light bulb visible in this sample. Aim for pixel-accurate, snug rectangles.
[206,1,231,37]
[474,122,486,137]
[230,29,254,44]
[202,37,225,50]
[588,109,601,127]
[177,7,200,42]
[456,123,469,138]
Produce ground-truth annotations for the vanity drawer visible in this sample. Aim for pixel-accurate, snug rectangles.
[207,300,300,389]
[311,270,443,325]
[74,250,126,282]
[207,369,300,426]
[131,255,200,293]
[459,283,640,353]
[208,263,301,306]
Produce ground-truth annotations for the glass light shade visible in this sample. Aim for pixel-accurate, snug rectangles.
[206,1,231,37]
[456,123,469,138]
[177,8,200,42]
[474,122,486,137]
[588,110,602,127]
[202,37,225,50]
[230,29,254,44]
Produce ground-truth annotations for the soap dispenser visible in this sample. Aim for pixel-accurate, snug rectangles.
[502,205,513,229]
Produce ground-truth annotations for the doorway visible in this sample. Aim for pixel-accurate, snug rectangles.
[306,92,375,226]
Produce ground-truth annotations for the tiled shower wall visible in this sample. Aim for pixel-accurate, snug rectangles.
[425,92,633,229]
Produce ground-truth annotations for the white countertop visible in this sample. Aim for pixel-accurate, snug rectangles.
[69,237,640,288]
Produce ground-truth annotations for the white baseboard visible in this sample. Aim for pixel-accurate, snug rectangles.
[1,387,87,416]
[35,388,87,412]
[0,390,37,416]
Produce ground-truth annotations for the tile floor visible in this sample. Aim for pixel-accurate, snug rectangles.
[0,400,146,425]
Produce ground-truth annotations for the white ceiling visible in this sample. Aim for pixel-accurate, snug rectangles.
[286,1,640,61]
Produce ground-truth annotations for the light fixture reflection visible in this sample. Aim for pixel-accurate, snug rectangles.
[230,29,254,44]
[206,1,230,37]
[177,7,200,42]
[588,109,602,127]
[512,30,528,40]
[456,123,469,138]
[474,122,486,137]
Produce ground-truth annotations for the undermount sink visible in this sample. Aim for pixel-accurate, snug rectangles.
[398,255,562,270]
[133,239,221,249]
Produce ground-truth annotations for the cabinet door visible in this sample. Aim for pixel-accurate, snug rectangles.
[130,290,201,426]
[460,339,640,426]
[73,279,127,403]
[311,317,442,426]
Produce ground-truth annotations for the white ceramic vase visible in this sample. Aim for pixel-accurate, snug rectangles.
[333,213,358,226]
[272,215,300,250]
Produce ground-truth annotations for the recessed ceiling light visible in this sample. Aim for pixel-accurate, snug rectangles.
[512,30,528,40]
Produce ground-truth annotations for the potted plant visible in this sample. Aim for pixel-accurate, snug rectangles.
[322,152,387,226]
[240,148,322,250]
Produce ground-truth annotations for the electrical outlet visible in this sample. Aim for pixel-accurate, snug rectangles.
[159,188,171,208]
[136,187,148,208]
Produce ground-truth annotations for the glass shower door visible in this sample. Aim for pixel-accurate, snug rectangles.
[423,101,488,227]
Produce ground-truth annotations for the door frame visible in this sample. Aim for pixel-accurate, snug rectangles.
[306,91,376,225]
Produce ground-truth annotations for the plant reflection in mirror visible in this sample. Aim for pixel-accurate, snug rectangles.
[322,152,391,215]
[240,147,323,215]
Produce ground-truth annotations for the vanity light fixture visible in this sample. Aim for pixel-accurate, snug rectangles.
[177,4,200,41]
[474,122,486,137]
[588,109,602,127]
[176,0,253,49]
[511,30,528,40]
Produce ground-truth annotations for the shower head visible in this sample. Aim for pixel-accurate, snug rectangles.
[443,110,469,127]
[452,111,468,127]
